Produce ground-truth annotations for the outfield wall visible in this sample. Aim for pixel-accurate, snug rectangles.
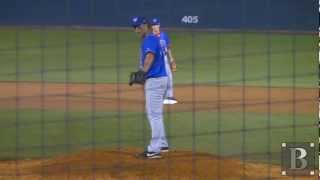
[0,0,317,31]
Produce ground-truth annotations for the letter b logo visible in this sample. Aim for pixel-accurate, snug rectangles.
[281,143,315,176]
[289,148,308,170]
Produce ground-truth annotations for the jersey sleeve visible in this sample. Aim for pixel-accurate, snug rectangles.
[143,36,158,54]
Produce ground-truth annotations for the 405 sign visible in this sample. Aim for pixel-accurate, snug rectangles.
[181,16,199,24]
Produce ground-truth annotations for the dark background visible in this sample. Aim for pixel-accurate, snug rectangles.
[0,0,317,31]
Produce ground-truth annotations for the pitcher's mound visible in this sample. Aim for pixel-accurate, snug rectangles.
[0,149,314,179]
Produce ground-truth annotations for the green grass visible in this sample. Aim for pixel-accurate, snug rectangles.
[0,109,316,164]
[0,28,317,87]
[0,27,317,165]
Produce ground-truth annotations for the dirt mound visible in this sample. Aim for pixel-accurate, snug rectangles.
[0,149,314,180]
[0,82,316,114]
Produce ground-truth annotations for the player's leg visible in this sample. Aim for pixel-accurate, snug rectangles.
[166,61,174,98]
[155,76,169,149]
[163,55,177,104]
[145,77,168,156]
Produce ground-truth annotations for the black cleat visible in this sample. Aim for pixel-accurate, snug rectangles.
[160,147,169,153]
[138,151,162,159]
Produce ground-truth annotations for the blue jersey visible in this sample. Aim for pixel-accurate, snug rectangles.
[158,32,171,55]
[140,33,167,79]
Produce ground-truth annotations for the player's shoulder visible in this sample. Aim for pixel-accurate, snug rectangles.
[144,33,159,42]
[160,31,170,41]
[160,31,168,37]
[143,34,159,46]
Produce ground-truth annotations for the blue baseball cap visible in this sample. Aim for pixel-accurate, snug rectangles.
[131,16,147,28]
[151,18,160,26]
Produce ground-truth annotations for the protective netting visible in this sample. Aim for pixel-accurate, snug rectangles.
[0,0,317,179]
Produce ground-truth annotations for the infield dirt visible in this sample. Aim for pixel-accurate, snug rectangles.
[0,82,315,113]
[0,82,316,179]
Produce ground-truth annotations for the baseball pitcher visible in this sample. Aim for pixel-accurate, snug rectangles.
[129,16,169,159]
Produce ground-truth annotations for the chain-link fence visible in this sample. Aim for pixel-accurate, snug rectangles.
[0,0,317,179]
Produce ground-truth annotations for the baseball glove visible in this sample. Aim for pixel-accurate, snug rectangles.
[129,70,146,86]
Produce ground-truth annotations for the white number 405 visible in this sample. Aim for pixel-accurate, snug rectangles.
[181,16,199,24]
